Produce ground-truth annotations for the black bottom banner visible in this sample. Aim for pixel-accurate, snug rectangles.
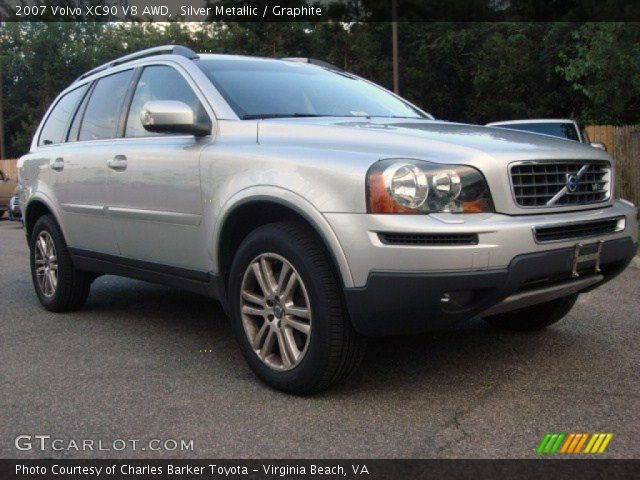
[1,459,639,480]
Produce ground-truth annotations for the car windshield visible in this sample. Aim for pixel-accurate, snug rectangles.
[493,122,580,141]
[197,58,426,120]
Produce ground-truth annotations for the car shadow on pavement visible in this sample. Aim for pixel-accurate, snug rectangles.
[72,275,586,398]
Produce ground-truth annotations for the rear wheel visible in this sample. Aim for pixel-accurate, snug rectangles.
[228,221,366,394]
[29,214,92,312]
[483,294,579,331]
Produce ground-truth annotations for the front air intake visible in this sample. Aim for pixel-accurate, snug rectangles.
[378,232,479,246]
[533,217,622,243]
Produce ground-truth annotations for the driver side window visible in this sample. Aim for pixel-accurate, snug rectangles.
[125,65,208,138]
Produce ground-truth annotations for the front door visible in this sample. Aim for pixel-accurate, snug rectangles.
[106,64,212,271]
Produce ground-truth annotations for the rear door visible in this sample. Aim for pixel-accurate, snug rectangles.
[105,63,212,271]
[56,69,135,255]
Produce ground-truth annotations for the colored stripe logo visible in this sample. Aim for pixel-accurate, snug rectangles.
[537,433,613,454]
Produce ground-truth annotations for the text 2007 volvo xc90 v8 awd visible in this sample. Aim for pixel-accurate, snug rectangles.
[18,46,638,393]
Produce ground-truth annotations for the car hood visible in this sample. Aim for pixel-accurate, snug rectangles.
[257,118,610,164]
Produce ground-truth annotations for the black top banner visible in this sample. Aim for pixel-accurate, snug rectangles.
[1,0,640,22]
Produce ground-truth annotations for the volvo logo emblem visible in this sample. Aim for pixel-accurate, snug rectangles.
[566,174,579,193]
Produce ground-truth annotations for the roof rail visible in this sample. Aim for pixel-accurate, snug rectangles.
[281,57,343,71]
[74,45,199,83]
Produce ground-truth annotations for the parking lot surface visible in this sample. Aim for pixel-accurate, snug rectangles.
[1,220,638,458]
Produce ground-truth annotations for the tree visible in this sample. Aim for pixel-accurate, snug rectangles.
[1,21,640,158]
[557,22,640,124]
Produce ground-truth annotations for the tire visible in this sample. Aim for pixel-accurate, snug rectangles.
[228,221,366,394]
[483,293,579,331]
[29,214,92,312]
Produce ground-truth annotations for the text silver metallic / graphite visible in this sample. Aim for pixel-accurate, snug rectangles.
[180,5,323,18]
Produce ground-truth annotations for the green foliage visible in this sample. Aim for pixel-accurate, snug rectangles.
[1,22,639,157]
[557,23,640,124]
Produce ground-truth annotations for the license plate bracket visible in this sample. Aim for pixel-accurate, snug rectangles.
[571,240,604,278]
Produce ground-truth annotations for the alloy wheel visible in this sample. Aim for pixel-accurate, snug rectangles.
[34,231,58,298]
[240,253,312,371]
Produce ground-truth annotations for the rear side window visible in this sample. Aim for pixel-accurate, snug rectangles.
[38,85,88,146]
[79,69,134,141]
[67,85,92,142]
[125,65,208,138]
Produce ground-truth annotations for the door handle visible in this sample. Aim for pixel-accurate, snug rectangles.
[107,155,127,171]
[50,157,64,171]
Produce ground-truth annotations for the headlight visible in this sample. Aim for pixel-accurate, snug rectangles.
[367,159,493,214]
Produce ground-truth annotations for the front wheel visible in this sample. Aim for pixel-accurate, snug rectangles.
[483,294,579,331]
[228,221,366,394]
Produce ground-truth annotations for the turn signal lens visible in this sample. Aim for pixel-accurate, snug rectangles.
[367,159,493,214]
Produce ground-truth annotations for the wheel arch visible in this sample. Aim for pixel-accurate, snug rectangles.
[215,189,354,292]
[24,195,65,241]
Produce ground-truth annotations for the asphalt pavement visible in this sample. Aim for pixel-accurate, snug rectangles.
[1,220,638,459]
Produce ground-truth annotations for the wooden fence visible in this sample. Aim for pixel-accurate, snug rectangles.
[1,126,639,207]
[0,158,18,180]
[586,125,640,208]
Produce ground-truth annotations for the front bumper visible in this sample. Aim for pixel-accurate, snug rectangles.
[343,237,636,336]
[325,200,638,336]
[325,200,638,287]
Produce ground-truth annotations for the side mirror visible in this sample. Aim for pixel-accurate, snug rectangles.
[590,142,607,151]
[140,100,211,136]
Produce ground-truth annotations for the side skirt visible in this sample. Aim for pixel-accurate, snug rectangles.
[69,248,225,304]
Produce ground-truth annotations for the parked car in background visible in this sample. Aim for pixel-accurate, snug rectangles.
[486,119,607,150]
[0,169,18,218]
[18,46,638,394]
[8,185,22,221]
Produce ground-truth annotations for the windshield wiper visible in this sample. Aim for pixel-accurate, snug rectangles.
[370,115,426,119]
[242,113,326,120]
[241,113,370,120]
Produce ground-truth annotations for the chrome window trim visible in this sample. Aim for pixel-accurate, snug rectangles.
[30,56,227,152]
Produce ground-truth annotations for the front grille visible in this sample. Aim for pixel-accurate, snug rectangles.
[534,218,621,243]
[511,161,610,208]
[378,232,479,246]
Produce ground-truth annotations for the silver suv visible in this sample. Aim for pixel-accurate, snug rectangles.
[18,46,638,393]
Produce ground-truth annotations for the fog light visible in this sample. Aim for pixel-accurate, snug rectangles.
[441,291,474,309]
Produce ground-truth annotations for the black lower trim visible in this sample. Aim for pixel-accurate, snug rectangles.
[378,232,479,246]
[69,248,224,302]
[344,237,637,336]
[533,217,622,243]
